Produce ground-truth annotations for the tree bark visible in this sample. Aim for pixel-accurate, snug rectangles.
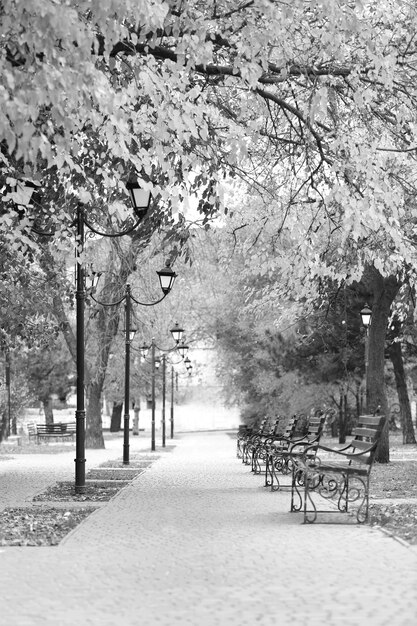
[364,267,400,462]
[388,341,417,444]
[41,397,54,424]
[132,403,140,435]
[338,388,347,444]
[110,401,123,432]
[85,381,105,448]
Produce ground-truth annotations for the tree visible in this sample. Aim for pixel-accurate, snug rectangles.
[23,340,74,424]
[387,311,417,444]
[3,1,417,462]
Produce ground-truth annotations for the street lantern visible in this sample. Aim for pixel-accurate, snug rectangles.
[140,344,149,359]
[125,180,152,219]
[184,356,191,368]
[155,356,161,370]
[157,263,177,295]
[360,304,372,328]
[177,340,189,358]
[170,323,184,344]
[128,329,137,342]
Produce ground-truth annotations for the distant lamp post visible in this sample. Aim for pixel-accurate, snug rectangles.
[161,355,167,446]
[146,330,187,450]
[170,366,175,439]
[360,303,372,412]
[90,263,177,464]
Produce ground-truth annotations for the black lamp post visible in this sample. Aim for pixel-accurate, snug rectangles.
[9,177,152,491]
[360,303,372,412]
[161,354,167,446]
[74,185,153,487]
[169,364,184,439]
[123,287,137,465]
[90,266,176,464]
[151,338,157,451]
[144,327,187,450]
[170,365,175,439]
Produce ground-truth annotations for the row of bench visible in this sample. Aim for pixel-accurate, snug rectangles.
[237,412,386,524]
[27,422,76,443]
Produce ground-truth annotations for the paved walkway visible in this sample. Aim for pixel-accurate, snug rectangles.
[1,431,417,625]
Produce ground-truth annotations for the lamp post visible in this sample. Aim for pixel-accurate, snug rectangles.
[151,338,157,451]
[74,187,153,487]
[123,287,137,465]
[170,365,175,439]
[75,205,86,490]
[91,265,176,464]
[161,354,167,447]
[360,303,372,413]
[9,178,152,492]
[144,325,187,450]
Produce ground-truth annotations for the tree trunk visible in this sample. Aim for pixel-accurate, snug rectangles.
[0,411,8,441]
[110,401,123,432]
[132,403,140,436]
[355,380,361,418]
[364,268,400,463]
[41,397,54,424]
[86,381,105,448]
[389,341,417,444]
[338,389,346,444]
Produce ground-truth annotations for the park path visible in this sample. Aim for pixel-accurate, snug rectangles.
[0,430,416,625]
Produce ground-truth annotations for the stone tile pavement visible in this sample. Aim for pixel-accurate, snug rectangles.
[0,430,416,625]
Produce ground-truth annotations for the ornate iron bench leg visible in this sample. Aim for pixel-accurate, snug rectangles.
[290,466,304,513]
[265,453,273,487]
[304,471,318,524]
[270,457,281,492]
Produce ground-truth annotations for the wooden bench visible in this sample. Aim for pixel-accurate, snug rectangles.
[265,414,326,491]
[241,418,272,465]
[27,423,38,442]
[251,415,298,475]
[236,418,268,462]
[236,424,252,459]
[32,422,76,443]
[290,414,386,523]
[245,417,283,470]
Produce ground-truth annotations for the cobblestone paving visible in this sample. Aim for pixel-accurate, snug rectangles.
[1,431,416,625]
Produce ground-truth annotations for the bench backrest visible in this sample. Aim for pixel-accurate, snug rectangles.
[270,415,299,452]
[36,422,76,434]
[271,416,286,437]
[257,418,269,435]
[348,414,386,466]
[305,414,327,443]
[282,415,299,440]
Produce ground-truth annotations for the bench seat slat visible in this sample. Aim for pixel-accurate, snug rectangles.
[314,462,369,475]
[354,427,380,439]
[351,440,375,451]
